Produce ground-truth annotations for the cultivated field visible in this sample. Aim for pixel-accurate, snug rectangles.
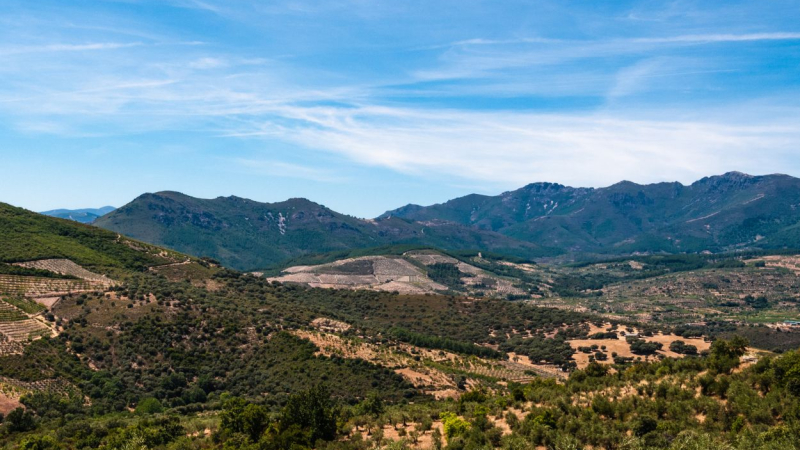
[14,259,116,287]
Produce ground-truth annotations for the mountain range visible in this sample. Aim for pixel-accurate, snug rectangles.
[93,191,547,270]
[383,171,800,254]
[93,172,800,270]
[40,206,116,224]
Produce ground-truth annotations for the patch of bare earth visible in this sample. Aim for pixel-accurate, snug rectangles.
[0,392,21,415]
[568,323,709,369]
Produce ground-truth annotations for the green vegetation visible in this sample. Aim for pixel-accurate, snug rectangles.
[389,327,501,359]
[4,198,800,449]
[0,203,177,275]
[1,297,46,314]
[7,336,800,450]
[426,263,469,287]
[385,172,800,257]
[0,263,76,279]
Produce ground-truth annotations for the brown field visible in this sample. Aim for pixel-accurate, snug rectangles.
[568,323,710,369]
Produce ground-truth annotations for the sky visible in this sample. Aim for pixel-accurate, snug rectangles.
[1,0,799,218]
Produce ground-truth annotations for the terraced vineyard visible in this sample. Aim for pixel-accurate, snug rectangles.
[0,300,28,322]
[0,298,54,354]
[0,318,52,342]
[0,334,24,355]
[0,274,95,297]
[0,376,77,398]
[14,259,116,287]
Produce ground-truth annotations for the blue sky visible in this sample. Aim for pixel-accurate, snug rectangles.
[1,0,799,218]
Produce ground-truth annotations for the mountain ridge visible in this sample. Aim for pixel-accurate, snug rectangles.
[94,172,800,270]
[381,171,800,255]
[95,191,549,270]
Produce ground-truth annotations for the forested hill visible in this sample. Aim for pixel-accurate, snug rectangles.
[382,172,800,256]
[0,202,184,274]
[94,191,549,270]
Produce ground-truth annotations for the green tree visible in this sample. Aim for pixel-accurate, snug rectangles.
[708,337,748,374]
[5,407,35,433]
[440,412,470,440]
[279,384,338,443]
[135,397,163,415]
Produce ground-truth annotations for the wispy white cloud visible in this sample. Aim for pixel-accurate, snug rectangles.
[631,32,800,43]
[188,57,227,69]
[443,32,800,49]
[247,104,800,188]
[233,158,349,183]
[0,42,142,56]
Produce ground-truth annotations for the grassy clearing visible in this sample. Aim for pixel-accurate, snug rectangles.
[2,297,45,315]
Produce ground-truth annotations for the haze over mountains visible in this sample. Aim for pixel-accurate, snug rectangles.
[90,172,800,271]
[40,206,116,224]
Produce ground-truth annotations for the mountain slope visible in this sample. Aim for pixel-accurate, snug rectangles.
[1,202,180,274]
[382,172,800,255]
[95,191,550,270]
[40,206,115,223]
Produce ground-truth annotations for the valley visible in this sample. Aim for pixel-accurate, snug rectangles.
[1,190,800,449]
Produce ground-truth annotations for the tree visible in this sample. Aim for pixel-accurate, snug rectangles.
[440,412,470,440]
[360,392,384,418]
[19,435,59,450]
[633,416,658,437]
[219,397,270,442]
[5,407,35,433]
[670,340,698,356]
[279,384,338,443]
[708,337,748,374]
[135,397,163,415]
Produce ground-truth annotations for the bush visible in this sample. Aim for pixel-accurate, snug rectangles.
[136,397,164,415]
[440,412,470,439]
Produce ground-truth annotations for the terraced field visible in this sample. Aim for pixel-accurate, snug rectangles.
[0,300,28,322]
[0,274,95,297]
[0,318,52,342]
[0,376,76,397]
[0,298,55,354]
[14,259,115,287]
[271,250,529,297]
[0,335,24,355]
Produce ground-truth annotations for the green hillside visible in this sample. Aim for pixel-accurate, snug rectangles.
[383,172,800,256]
[0,202,178,274]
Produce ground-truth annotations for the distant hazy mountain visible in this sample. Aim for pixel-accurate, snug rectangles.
[381,172,800,255]
[94,191,548,270]
[41,206,116,223]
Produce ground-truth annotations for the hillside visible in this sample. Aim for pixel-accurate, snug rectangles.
[40,206,115,224]
[94,191,549,270]
[270,246,800,348]
[382,172,800,256]
[0,203,179,274]
[266,248,538,298]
